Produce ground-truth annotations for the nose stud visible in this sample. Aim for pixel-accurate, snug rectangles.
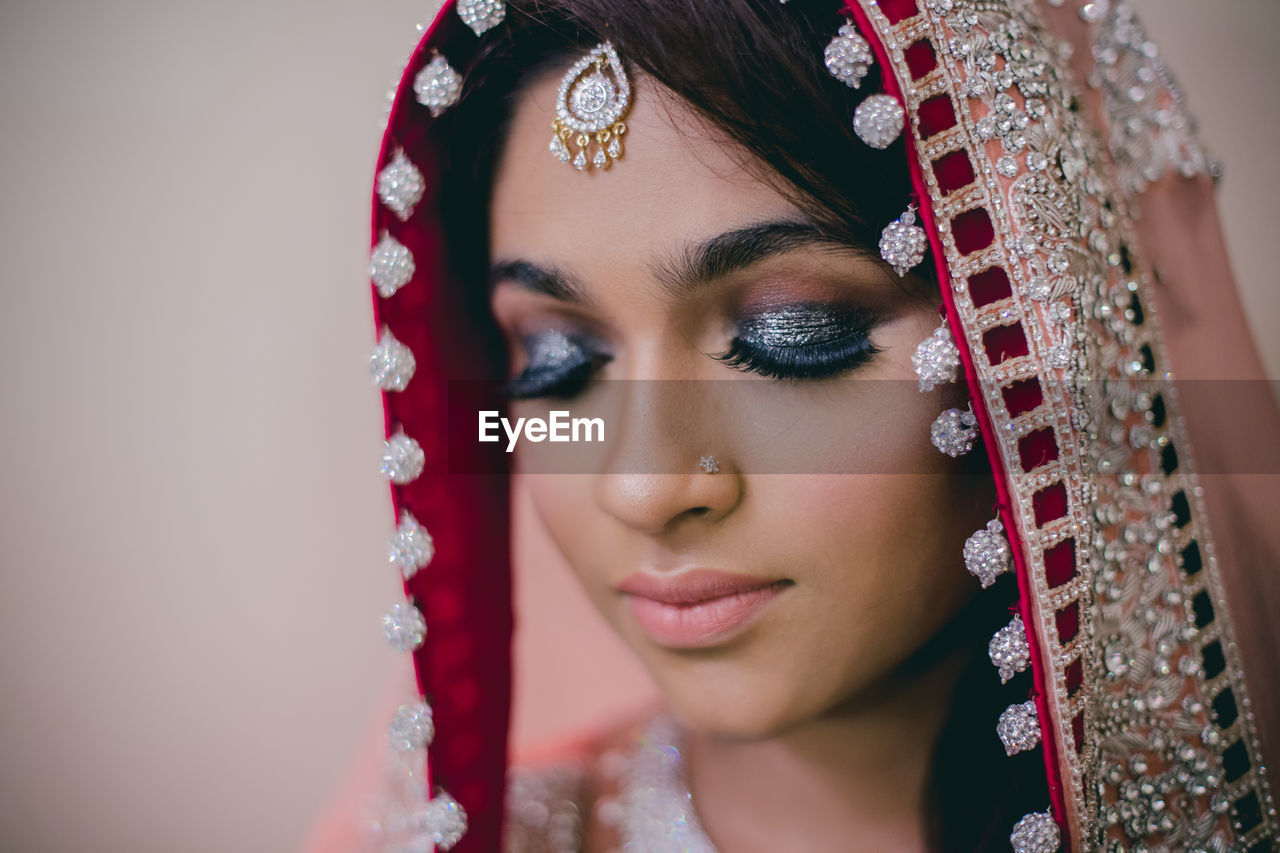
[698,455,720,474]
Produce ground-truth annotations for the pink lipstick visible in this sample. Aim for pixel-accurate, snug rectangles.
[618,569,790,649]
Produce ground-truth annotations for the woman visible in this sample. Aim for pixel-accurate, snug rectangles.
[327,1,1280,850]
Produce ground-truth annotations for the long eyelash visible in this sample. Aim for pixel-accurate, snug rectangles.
[713,333,881,379]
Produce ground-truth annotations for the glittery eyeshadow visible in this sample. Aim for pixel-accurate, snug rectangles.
[737,304,866,348]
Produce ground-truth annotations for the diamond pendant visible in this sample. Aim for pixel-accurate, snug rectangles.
[912,323,960,391]
[880,204,928,277]
[824,22,874,89]
[963,517,1011,587]
[931,405,979,457]
[854,94,905,149]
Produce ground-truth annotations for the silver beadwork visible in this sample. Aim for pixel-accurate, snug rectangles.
[912,324,960,391]
[989,614,1031,683]
[997,699,1042,756]
[370,329,416,392]
[620,716,717,853]
[854,93,905,148]
[381,431,425,484]
[1079,1,1109,25]
[370,232,415,298]
[824,22,873,89]
[699,455,719,474]
[964,518,1011,588]
[414,52,463,117]
[388,509,434,579]
[1084,0,1213,193]
[1010,810,1061,853]
[930,406,978,457]
[389,701,435,751]
[879,205,927,277]
[421,792,468,850]
[552,42,631,171]
[383,602,427,652]
[376,149,425,222]
[456,0,505,36]
[504,765,588,852]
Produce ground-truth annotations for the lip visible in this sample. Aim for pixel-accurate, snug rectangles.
[618,569,790,649]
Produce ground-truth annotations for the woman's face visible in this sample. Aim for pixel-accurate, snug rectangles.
[489,71,994,739]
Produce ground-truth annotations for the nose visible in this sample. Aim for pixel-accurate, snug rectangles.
[592,380,743,536]
[594,463,743,536]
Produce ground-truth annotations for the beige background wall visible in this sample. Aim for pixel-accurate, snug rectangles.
[0,1,1275,851]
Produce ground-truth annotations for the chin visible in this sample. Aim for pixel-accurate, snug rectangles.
[653,662,834,742]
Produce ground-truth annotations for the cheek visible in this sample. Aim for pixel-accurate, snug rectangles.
[751,470,988,707]
[776,472,987,597]
[753,369,995,671]
[522,474,615,597]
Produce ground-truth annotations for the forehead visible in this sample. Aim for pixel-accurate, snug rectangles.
[489,70,804,270]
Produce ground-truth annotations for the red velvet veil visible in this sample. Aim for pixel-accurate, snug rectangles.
[359,1,1278,850]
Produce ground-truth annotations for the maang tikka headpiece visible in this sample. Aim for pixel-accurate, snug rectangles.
[550,41,632,171]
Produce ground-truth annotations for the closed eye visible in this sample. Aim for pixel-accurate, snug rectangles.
[712,303,881,380]
[503,329,612,400]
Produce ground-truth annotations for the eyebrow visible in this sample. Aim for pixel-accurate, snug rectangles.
[653,220,869,298]
[488,219,869,305]
[488,259,590,303]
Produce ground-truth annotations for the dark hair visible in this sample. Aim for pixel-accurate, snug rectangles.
[427,1,1048,847]
[432,0,929,309]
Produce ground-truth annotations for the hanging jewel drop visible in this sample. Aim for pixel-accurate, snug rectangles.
[880,204,927,277]
[854,94,905,148]
[456,0,505,36]
[824,21,874,89]
[912,323,960,391]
